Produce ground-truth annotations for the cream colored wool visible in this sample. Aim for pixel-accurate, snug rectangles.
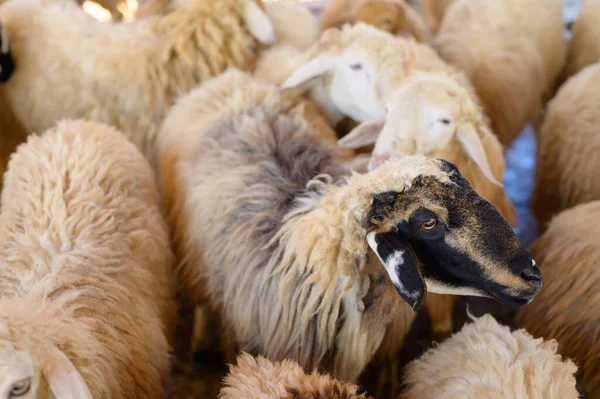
[516,201,600,398]
[562,0,600,82]
[531,63,600,228]
[219,353,372,399]
[435,0,566,146]
[0,0,274,165]
[401,314,580,399]
[0,120,177,398]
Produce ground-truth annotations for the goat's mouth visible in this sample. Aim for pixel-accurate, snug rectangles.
[493,286,541,307]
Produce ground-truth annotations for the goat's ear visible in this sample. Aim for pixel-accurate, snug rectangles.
[243,0,277,45]
[338,114,386,148]
[456,123,503,187]
[43,346,93,399]
[280,55,336,91]
[367,231,426,310]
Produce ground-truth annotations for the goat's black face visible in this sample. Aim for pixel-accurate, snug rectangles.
[367,159,542,310]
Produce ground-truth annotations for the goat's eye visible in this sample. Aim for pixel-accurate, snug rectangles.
[419,217,438,231]
[10,378,31,397]
[349,63,363,71]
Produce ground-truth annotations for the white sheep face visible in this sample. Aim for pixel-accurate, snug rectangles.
[328,53,386,123]
[0,350,37,399]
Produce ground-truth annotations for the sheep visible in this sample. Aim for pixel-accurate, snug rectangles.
[0,120,178,397]
[0,0,276,164]
[561,0,600,89]
[280,23,481,129]
[338,71,517,338]
[354,0,432,42]
[531,63,600,229]
[515,201,600,398]
[434,0,566,146]
[400,314,580,398]
[418,0,455,33]
[157,68,542,382]
[219,352,372,399]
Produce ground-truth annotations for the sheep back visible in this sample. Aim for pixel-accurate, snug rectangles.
[0,120,177,398]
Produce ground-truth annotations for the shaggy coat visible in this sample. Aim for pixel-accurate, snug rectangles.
[0,0,274,163]
[516,201,600,398]
[158,69,541,383]
[0,120,177,398]
[401,314,580,398]
[531,63,600,229]
[158,69,413,381]
[219,353,372,399]
[561,0,600,83]
[418,0,455,32]
[435,0,566,145]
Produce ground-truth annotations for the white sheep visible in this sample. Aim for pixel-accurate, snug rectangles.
[0,0,276,163]
[157,68,541,382]
[0,120,178,397]
[434,0,566,145]
[515,201,600,398]
[338,71,517,338]
[561,0,600,82]
[401,314,580,398]
[531,62,600,229]
[280,23,481,128]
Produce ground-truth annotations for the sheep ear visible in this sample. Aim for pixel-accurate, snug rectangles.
[456,123,503,188]
[367,231,426,310]
[243,0,277,45]
[280,55,336,91]
[338,114,386,148]
[43,346,93,399]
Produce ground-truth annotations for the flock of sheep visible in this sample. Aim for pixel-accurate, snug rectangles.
[0,0,598,397]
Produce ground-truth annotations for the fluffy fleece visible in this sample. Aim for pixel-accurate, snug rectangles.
[0,120,177,397]
[0,0,274,163]
[418,0,455,32]
[434,0,566,145]
[219,353,372,399]
[531,63,600,228]
[516,201,600,398]
[401,314,580,399]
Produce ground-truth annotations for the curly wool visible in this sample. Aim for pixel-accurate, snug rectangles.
[219,353,372,399]
[0,120,177,398]
[401,314,579,399]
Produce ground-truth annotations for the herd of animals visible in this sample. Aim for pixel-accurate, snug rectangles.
[0,0,598,397]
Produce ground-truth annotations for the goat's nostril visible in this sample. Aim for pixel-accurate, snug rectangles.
[520,265,542,283]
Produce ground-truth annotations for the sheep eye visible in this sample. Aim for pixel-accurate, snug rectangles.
[349,63,363,71]
[10,378,31,397]
[419,217,438,231]
[439,118,452,125]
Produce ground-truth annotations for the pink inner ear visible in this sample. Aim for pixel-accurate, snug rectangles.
[368,154,390,171]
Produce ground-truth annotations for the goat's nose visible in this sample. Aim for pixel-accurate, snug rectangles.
[520,264,542,283]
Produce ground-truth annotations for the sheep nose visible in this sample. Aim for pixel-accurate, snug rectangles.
[520,264,542,283]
